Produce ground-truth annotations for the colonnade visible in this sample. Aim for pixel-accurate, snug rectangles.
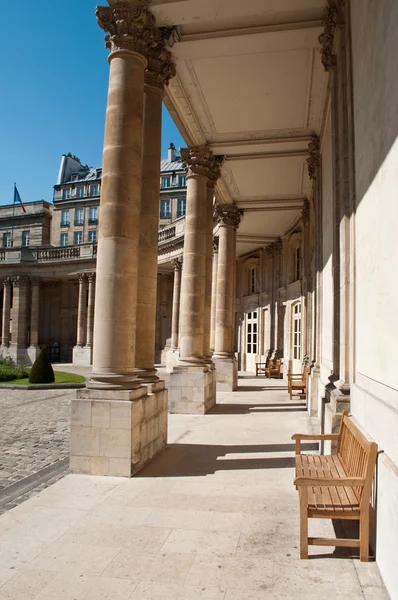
[0,276,40,363]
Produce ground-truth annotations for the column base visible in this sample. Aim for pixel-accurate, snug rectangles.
[70,380,168,477]
[307,365,320,416]
[323,387,351,454]
[165,348,180,372]
[72,345,93,366]
[213,356,238,392]
[166,363,216,414]
[27,345,40,364]
[6,345,30,366]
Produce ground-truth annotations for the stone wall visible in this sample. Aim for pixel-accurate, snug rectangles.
[350,0,398,596]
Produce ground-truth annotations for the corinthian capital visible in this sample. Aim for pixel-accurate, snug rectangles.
[96,1,162,59]
[171,257,183,270]
[180,146,224,180]
[214,204,243,230]
[145,46,176,89]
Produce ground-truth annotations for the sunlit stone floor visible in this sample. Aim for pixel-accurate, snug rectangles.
[0,375,389,599]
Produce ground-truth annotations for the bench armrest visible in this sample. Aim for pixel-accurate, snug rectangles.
[294,476,365,487]
[292,434,339,441]
[292,433,339,455]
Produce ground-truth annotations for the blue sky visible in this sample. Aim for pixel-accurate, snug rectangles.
[0,0,185,206]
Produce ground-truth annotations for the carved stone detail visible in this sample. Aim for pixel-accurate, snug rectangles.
[77,273,87,283]
[86,272,95,282]
[307,136,320,180]
[267,239,283,258]
[171,257,183,270]
[180,146,224,180]
[318,0,339,72]
[2,277,11,287]
[96,1,162,59]
[145,47,176,89]
[214,204,243,230]
[212,238,219,253]
[11,276,30,287]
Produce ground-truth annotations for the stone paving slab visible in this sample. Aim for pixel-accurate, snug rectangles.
[0,375,390,599]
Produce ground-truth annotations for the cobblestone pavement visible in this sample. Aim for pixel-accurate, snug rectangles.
[0,365,91,515]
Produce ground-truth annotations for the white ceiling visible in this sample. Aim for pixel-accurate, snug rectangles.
[108,0,328,256]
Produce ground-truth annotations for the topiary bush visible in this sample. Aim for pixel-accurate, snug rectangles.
[29,347,55,384]
[0,357,29,381]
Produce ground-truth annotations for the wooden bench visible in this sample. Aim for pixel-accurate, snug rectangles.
[288,364,309,399]
[292,410,378,561]
[265,358,282,379]
[255,357,269,376]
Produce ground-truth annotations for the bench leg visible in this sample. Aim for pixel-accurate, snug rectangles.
[299,489,308,559]
[360,507,370,562]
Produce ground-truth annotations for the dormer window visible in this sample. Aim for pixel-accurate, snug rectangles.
[71,174,79,182]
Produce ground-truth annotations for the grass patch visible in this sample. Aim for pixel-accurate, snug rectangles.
[1,369,86,386]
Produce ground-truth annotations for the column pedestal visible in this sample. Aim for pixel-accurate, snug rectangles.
[166,364,216,415]
[71,380,168,476]
[213,356,238,392]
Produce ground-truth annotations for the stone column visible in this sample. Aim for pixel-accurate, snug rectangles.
[171,258,183,349]
[76,274,87,348]
[27,277,40,363]
[135,50,175,380]
[10,276,30,364]
[203,182,216,359]
[89,4,150,389]
[168,146,222,414]
[210,239,219,352]
[213,204,242,391]
[1,278,11,347]
[86,273,95,348]
[71,3,170,478]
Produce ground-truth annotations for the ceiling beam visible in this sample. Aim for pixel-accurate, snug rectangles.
[180,20,323,43]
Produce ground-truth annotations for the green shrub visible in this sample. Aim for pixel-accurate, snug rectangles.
[0,356,29,381]
[29,348,55,384]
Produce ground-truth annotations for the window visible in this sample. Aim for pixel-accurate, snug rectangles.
[22,231,30,247]
[62,188,71,200]
[75,207,84,225]
[178,175,186,187]
[295,246,301,281]
[90,184,100,197]
[76,186,85,198]
[160,199,171,218]
[250,267,256,294]
[61,209,69,226]
[74,231,83,245]
[89,206,98,223]
[71,174,79,182]
[60,233,68,247]
[161,176,171,189]
[246,311,258,354]
[88,230,97,243]
[293,302,302,361]
[3,232,11,248]
[177,198,186,217]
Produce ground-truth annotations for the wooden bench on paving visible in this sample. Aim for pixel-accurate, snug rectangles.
[255,358,269,376]
[292,410,378,561]
[288,364,309,399]
[265,358,282,379]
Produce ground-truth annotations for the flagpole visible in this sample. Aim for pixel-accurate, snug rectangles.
[11,183,16,248]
